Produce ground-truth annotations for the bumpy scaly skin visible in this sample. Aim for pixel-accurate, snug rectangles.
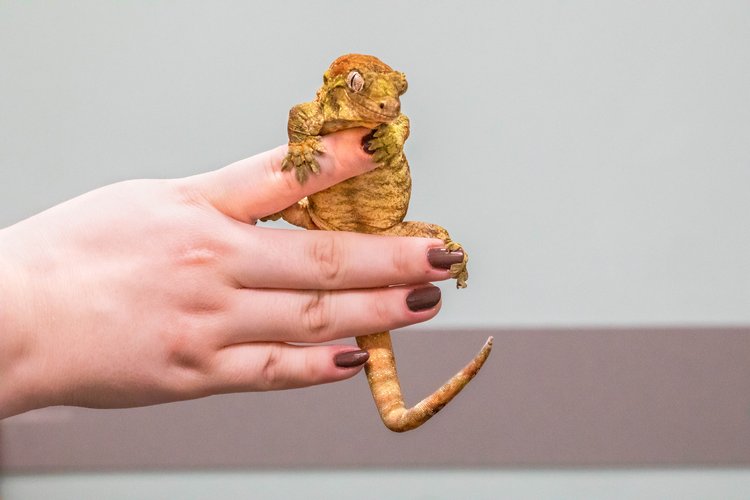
[281,136,325,184]
[263,54,491,432]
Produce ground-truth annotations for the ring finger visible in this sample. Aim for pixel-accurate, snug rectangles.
[221,283,442,346]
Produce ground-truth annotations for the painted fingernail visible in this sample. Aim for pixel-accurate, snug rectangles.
[361,130,376,155]
[406,285,441,312]
[334,349,369,368]
[427,248,464,270]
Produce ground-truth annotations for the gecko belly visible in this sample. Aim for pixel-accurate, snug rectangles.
[308,155,411,233]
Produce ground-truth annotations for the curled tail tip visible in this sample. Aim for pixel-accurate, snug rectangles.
[478,336,493,358]
[376,337,495,433]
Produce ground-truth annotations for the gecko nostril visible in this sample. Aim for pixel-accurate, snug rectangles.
[379,102,385,109]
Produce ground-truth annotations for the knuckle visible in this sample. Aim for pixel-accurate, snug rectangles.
[176,243,223,269]
[160,220,234,278]
[372,291,396,329]
[260,344,284,389]
[301,290,333,339]
[309,233,345,286]
[184,269,227,304]
[171,268,231,316]
[391,242,413,278]
[162,318,210,375]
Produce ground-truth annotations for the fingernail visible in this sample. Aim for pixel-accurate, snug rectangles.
[427,248,464,270]
[334,349,369,368]
[406,285,441,312]
[361,130,376,155]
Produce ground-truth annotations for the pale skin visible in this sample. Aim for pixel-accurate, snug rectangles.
[0,129,457,419]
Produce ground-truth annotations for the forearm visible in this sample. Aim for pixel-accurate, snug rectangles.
[0,229,40,418]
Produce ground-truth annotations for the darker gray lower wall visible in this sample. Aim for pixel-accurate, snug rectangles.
[2,327,749,471]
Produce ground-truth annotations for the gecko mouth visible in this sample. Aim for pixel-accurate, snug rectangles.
[346,92,399,121]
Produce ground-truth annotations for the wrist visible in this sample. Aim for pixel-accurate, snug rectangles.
[0,228,42,418]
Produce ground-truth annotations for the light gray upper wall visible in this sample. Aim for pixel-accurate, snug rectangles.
[1,1,748,327]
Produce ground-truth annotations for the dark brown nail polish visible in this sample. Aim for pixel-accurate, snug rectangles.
[406,285,441,312]
[334,349,369,368]
[361,130,376,155]
[427,248,464,270]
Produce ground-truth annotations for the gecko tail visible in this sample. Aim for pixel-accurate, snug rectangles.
[356,333,494,433]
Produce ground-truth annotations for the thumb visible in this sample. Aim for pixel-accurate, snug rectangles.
[189,128,376,223]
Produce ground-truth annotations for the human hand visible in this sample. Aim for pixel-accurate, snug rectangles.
[0,129,457,418]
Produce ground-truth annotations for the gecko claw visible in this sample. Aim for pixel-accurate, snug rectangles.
[365,122,406,165]
[443,239,469,288]
[282,135,324,184]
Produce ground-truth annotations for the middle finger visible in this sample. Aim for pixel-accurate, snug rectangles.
[231,225,458,290]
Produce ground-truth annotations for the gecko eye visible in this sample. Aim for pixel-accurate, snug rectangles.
[346,70,365,92]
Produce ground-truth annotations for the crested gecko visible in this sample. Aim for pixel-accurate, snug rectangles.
[263,54,492,432]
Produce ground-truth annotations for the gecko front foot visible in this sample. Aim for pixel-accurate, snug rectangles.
[282,135,325,184]
[445,239,469,289]
[365,121,406,165]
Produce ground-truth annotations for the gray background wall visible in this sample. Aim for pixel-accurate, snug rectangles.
[2,0,748,328]
[1,1,749,498]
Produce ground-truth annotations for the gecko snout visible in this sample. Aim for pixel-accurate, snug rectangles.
[379,97,400,116]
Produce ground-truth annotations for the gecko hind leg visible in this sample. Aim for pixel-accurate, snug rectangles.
[259,198,318,230]
[352,220,487,432]
[381,220,468,289]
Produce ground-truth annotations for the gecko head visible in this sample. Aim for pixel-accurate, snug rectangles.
[319,54,407,123]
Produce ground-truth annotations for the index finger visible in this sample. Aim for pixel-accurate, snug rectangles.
[190,128,376,223]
